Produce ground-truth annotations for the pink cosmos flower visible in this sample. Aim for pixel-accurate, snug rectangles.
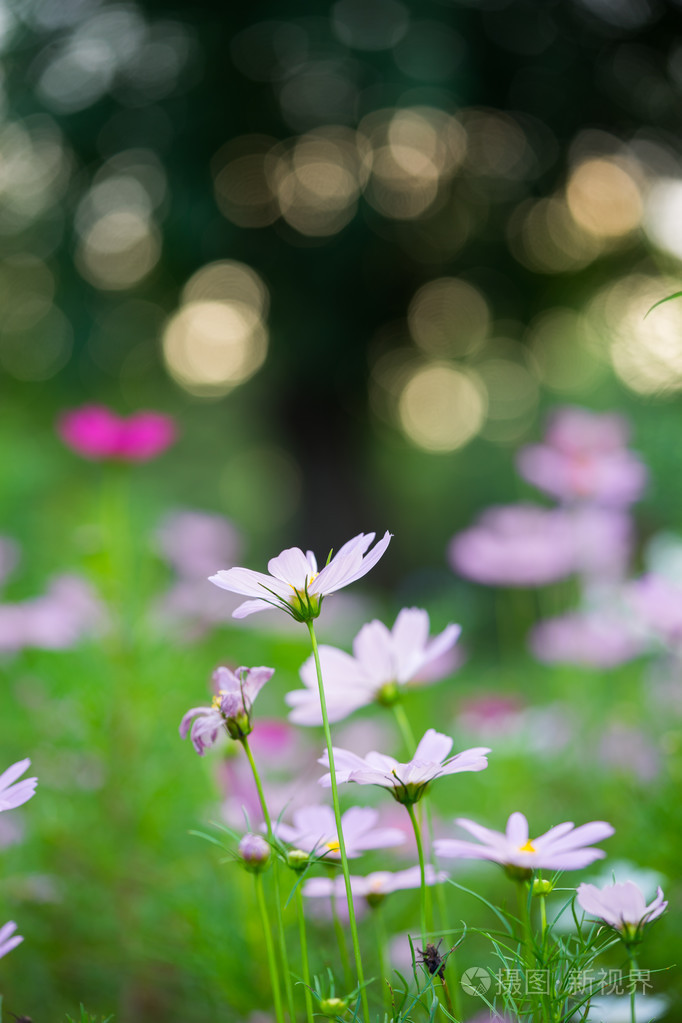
[0,760,37,812]
[303,865,447,907]
[0,575,106,654]
[318,728,490,804]
[180,665,274,753]
[287,608,461,725]
[434,812,614,875]
[272,805,404,861]
[576,881,667,940]
[516,407,647,506]
[209,531,392,621]
[0,921,22,959]
[529,610,645,669]
[448,505,578,587]
[156,510,243,580]
[626,573,682,648]
[58,405,176,461]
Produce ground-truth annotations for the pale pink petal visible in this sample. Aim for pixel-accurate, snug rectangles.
[353,620,394,682]
[414,729,453,764]
[209,567,291,601]
[390,608,431,680]
[267,547,314,588]
[232,598,279,618]
[506,812,530,847]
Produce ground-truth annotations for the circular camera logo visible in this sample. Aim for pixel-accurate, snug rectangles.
[461,967,492,997]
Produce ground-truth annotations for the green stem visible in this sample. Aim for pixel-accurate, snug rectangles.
[241,735,295,1023]
[374,906,391,1017]
[628,950,639,1023]
[332,891,354,990]
[307,620,370,1022]
[406,801,428,946]
[241,735,273,837]
[295,884,315,1023]
[393,702,416,753]
[255,873,285,1023]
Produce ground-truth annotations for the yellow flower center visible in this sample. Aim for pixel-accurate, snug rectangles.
[518,839,536,853]
[324,840,341,853]
[290,573,318,599]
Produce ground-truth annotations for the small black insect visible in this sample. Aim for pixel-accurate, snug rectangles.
[416,940,446,979]
[7,1013,32,1022]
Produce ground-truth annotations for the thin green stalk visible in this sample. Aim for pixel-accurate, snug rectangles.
[393,701,415,752]
[241,735,296,1023]
[295,884,315,1023]
[332,891,354,990]
[255,873,285,1023]
[241,735,273,836]
[627,949,639,1023]
[374,907,391,1017]
[307,620,370,1022]
[406,801,429,946]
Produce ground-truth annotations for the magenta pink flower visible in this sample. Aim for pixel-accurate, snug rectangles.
[287,608,461,725]
[434,812,614,877]
[58,405,177,461]
[209,531,392,621]
[516,407,647,506]
[273,804,404,861]
[0,759,37,812]
[0,921,22,959]
[576,881,667,941]
[319,728,490,804]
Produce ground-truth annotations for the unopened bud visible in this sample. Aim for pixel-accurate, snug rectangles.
[319,997,347,1017]
[532,878,554,896]
[226,711,252,740]
[238,833,271,873]
[287,848,309,873]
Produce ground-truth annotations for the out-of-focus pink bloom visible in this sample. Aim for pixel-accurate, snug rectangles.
[599,724,660,782]
[180,665,274,753]
[0,575,106,653]
[457,695,525,736]
[58,405,176,462]
[449,505,577,587]
[434,812,614,874]
[319,729,490,805]
[529,610,645,669]
[626,574,682,648]
[456,697,574,757]
[570,507,633,582]
[0,921,22,959]
[209,531,392,621]
[576,881,667,940]
[516,407,647,506]
[156,510,242,579]
[273,805,404,860]
[303,865,447,906]
[218,722,323,829]
[0,760,37,812]
[287,609,461,725]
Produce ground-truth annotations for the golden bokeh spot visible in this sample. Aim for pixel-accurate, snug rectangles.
[398,363,487,452]
[566,158,642,238]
